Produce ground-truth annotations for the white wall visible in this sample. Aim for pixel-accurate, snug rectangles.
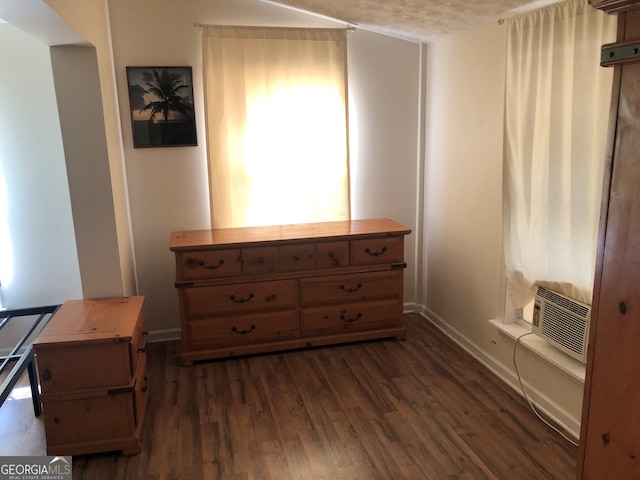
[423,23,585,436]
[1,0,586,440]
[348,29,421,305]
[424,23,504,336]
[0,0,421,336]
[106,0,421,337]
[50,45,125,299]
[0,23,82,308]
[46,0,138,298]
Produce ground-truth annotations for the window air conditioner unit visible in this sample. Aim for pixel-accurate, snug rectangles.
[532,286,591,363]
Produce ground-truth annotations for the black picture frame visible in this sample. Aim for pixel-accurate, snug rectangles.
[126,66,197,148]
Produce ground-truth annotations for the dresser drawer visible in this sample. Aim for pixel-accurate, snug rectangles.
[279,243,315,271]
[243,242,349,274]
[183,280,296,316]
[301,299,402,337]
[177,249,242,281]
[351,236,404,266]
[299,270,402,306]
[314,241,349,269]
[186,310,298,350]
[242,246,279,274]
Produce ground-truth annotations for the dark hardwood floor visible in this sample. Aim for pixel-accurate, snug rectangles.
[0,314,577,479]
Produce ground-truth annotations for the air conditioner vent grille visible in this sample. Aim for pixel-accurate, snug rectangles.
[533,287,591,362]
[539,302,587,356]
[537,287,590,318]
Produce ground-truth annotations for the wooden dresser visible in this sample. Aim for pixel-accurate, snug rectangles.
[170,218,411,365]
[33,296,149,456]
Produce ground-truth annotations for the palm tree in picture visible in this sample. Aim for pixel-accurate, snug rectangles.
[139,68,195,144]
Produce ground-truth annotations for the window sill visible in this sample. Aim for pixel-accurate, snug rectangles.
[489,319,586,383]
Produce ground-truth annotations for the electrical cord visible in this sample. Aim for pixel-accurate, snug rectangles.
[513,332,580,447]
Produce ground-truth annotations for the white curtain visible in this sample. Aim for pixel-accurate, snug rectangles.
[503,0,617,308]
[202,26,350,229]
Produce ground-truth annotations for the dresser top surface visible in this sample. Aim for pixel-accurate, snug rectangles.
[33,296,144,347]
[170,218,411,251]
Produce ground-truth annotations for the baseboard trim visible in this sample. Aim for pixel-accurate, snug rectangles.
[403,301,417,314]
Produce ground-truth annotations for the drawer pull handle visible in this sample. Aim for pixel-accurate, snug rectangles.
[265,294,277,302]
[188,258,225,270]
[364,246,387,257]
[340,312,362,323]
[232,324,256,335]
[229,293,254,303]
[293,255,300,261]
[340,283,362,293]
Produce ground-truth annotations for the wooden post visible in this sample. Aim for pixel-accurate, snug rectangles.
[578,1,640,478]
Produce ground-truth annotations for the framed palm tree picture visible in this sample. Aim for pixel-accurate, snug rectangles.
[126,66,197,147]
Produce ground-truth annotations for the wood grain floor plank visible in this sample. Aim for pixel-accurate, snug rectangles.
[408,322,576,479]
[1,314,577,479]
[386,375,497,479]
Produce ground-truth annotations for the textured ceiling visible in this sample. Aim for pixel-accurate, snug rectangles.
[266,0,556,43]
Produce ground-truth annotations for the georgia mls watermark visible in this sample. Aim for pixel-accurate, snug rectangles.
[0,456,71,480]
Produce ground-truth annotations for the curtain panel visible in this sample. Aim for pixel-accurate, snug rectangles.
[503,0,616,308]
[202,26,350,229]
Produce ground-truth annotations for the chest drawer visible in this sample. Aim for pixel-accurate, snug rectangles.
[177,249,242,281]
[41,353,148,447]
[314,241,349,269]
[35,297,145,393]
[182,280,296,317]
[300,299,402,337]
[299,270,402,306]
[279,243,315,271]
[37,342,134,393]
[351,236,404,266]
[186,310,298,350]
[242,246,279,274]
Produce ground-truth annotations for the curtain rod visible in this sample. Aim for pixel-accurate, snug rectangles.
[194,23,355,32]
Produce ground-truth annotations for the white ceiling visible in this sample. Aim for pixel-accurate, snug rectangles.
[0,0,86,46]
[0,0,563,47]
[263,0,562,43]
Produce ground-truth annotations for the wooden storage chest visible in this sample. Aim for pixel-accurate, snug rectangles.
[33,296,149,456]
[170,218,411,365]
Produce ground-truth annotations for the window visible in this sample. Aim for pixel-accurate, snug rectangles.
[502,0,617,316]
[201,26,350,228]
